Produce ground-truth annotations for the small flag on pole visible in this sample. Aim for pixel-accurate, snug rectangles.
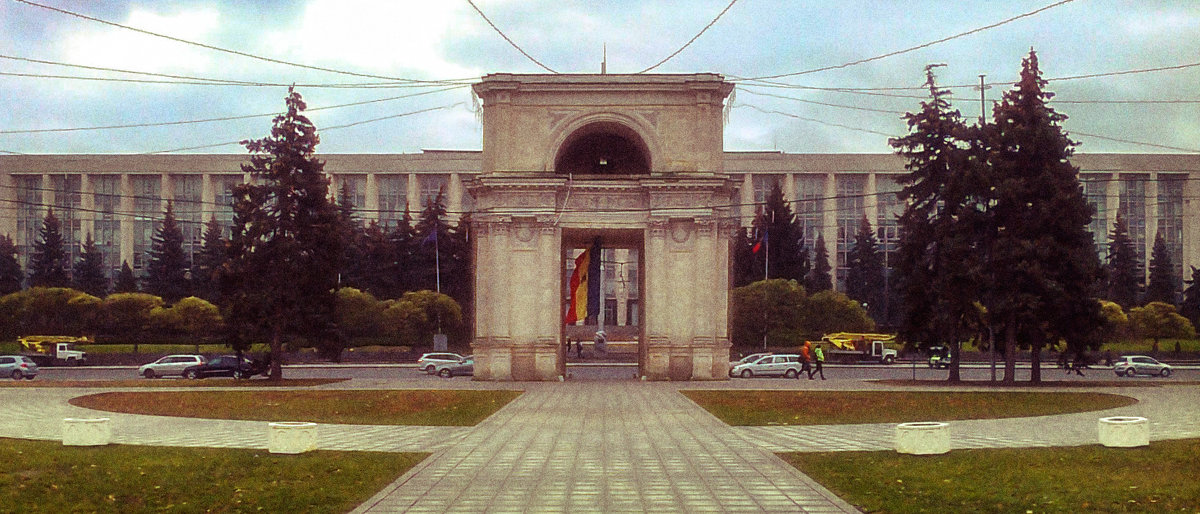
[752,229,767,254]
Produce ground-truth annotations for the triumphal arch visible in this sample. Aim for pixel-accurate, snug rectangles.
[468,73,736,381]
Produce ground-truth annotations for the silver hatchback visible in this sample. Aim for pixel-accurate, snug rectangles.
[1113,355,1172,378]
[139,354,207,378]
[0,355,38,380]
[731,354,803,378]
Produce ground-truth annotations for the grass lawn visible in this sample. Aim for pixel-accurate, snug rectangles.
[0,378,347,388]
[70,389,522,426]
[681,390,1136,425]
[0,437,423,513]
[782,439,1200,512]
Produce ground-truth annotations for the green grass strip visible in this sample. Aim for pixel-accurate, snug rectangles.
[782,439,1200,512]
[682,390,1136,425]
[0,438,424,513]
[70,389,522,426]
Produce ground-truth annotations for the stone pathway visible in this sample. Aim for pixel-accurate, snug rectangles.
[2,380,1199,513]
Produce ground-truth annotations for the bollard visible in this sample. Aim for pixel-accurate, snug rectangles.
[268,422,318,454]
[1098,416,1149,448]
[62,418,111,446]
[895,422,950,455]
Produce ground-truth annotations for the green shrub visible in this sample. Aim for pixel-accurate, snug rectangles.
[0,287,101,337]
[102,292,164,339]
[336,287,384,338]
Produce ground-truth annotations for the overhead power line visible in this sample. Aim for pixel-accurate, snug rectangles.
[734,103,900,138]
[1071,131,1200,154]
[0,54,473,88]
[738,87,908,115]
[0,86,468,134]
[14,0,459,84]
[741,0,1075,81]
[638,0,740,74]
[465,0,557,73]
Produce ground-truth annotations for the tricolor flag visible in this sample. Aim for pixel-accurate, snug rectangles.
[752,229,767,254]
[565,243,601,324]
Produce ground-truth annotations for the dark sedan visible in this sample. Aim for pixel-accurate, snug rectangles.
[182,355,268,379]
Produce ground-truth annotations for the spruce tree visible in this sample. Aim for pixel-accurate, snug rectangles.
[413,191,452,293]
[890,64,982,382]
[191,217,226,302]
[806,233,833,292]
[731,227,756,288]
[391,206,419,294]
[0,235,23,295]
[225,87,345,376]
[145,202,190,302]
[114,260,139,293]
[986,49,1103,383]
[1105,212,1142,309]
[845,216,885,321]
[73,233,109,297]
[28,208,70,288]
[1143,230,1178,305]
[1182,266,1200,329]
[749,182,809,283]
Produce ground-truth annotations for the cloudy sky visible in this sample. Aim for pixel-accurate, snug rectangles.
[1,0,1197,156]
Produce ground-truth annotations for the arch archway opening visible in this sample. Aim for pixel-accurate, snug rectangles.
[554,122,651,175]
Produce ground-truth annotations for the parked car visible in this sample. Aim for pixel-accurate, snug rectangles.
[731,354,802,378]
[138,354,207,378]
[418,352,466,374]
[182,355,267,379]
[1113,355,1172,378]
[0,355,38,380]
[729,352,772,377]
[435,356,474,378]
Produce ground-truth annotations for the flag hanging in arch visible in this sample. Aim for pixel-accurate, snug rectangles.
[565,242,601,324]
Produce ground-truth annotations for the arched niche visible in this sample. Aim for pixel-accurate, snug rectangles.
[553,121,652,176]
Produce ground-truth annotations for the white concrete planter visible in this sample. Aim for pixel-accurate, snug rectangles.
[268,422,318,454]
[62,418,111,446]
[1098,416,1149,448]
[895,422,950,455]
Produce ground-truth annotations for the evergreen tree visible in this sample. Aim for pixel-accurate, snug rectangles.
[145,202,190,302]
[1143,230,1178,305]
[73,233,109,297]
[191,217,226,302]
[224,87,345,376]
[731,227,757,288]
[348,221,399,299]
[0,235,23,295]
[114,260,139,293]
[985,49,1103,383]
[845,216,886,322]
[749,182,809,283]
[1182,266,1200,329]
[890,64,983,382]
[1105,212,1142,309]
[806,233,833,292]
[28,208,70,288]
[391,207,418,294]
[413,191,452,293]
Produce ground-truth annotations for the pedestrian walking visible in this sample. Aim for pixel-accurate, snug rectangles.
[810,343,826,380]
[799,341,812,379]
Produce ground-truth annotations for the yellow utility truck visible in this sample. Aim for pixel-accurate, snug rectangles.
[19,335,89,366]
[820,332,898,364]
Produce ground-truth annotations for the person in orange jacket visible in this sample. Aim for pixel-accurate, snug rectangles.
[799,341,813,379]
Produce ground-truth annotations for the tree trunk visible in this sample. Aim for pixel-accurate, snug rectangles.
[269,329,283,381]
[1030,341,1042,384]
[948,339,962,383]
[1003,320,1017,385]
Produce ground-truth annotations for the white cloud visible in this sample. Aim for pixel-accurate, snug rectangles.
[265,0,492,80]
[60,7,220,74]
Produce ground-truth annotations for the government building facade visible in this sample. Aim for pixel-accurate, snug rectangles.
[1,74,1197,380]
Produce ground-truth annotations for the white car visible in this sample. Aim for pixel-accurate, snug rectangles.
[417,352,465,374]
[1113,355,1172,378]
[731,354,803,378]
[139,354,207,378]
[729,352,772,377]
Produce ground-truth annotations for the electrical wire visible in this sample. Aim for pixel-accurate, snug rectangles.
[0,86,467,135]
[737,87,908,115]
[13,0,463,84]
[637,0,740,74]
[1070,131,1200,154]
[734,103,901,138]
[465,0,557,73]
[740,0,1076,81]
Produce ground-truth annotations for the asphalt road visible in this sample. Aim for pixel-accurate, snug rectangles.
[27,362,1197,383]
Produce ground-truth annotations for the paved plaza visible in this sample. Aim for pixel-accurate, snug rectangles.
[2,377,1199,512]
